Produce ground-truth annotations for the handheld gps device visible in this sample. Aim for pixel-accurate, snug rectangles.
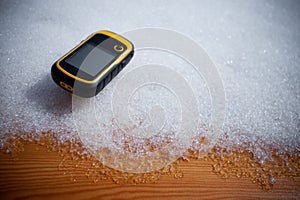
[51,30,134,97]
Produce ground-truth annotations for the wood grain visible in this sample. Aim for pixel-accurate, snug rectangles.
[0,144,299,200]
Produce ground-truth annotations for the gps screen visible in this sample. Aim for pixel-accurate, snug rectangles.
[65,42,115,77]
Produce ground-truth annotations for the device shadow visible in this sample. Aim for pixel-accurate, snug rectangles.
[25,74,72,116]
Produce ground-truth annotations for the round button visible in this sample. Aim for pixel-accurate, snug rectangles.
[113,44,124,52]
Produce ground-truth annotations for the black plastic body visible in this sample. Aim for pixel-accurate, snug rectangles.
[51,32,134,98]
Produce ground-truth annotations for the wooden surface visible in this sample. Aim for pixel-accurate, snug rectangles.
[0,144,299,200]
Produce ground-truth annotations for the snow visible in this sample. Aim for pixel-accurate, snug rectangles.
[0,0,299,170]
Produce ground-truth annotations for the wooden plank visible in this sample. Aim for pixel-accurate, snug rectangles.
[0,144,299,200]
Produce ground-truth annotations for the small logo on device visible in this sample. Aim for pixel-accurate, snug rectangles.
[60,81,73,92]
[113,44,124,52]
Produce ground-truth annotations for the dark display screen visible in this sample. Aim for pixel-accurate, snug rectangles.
[65,42,115,77]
